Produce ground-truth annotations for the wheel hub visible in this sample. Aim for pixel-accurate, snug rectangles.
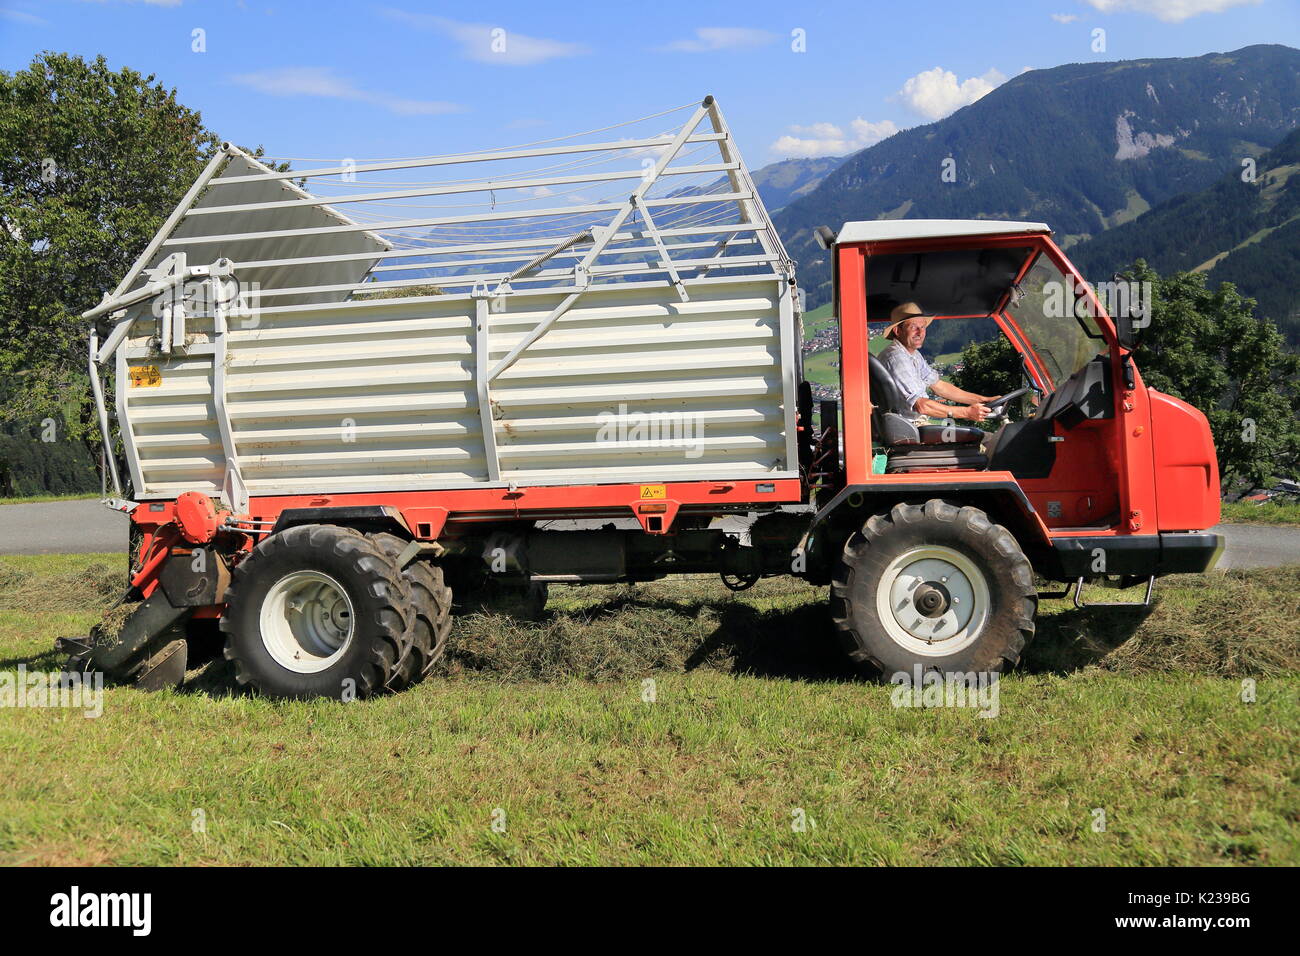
[260,570,356,674]
[875,546,991,657]
[912,581,951,618]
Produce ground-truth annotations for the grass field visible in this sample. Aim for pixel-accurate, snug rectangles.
[1,554,1296,865]
[801,349,842,388]
[0,492,100,506]
[802,301,834,337]
[1220,499,1300,526]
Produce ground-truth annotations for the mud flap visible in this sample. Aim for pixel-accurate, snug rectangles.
[133,638,189,691]
[56,595,194,690]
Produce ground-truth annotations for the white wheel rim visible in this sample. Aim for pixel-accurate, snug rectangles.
[260,571,355,674]
[875,545,990,657]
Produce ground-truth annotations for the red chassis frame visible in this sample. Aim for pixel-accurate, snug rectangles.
[132,477,804,540]
[127,476,806,601]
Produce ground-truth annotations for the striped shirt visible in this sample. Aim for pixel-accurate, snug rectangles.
[879,340,940,418]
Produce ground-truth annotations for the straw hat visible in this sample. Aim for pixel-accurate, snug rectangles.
[882,301,933,340]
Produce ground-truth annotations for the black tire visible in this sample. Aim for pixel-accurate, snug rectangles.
[830,500,1037,677]
[370,533,453,691]
[221,524,412,700]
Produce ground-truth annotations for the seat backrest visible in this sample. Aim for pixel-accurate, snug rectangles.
[868,354,911,415]
[867,353,920,446]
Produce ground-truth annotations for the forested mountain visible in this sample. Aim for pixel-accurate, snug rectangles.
[1071,126,1300,345]
[773,44,1300,309]
[748,155,845,212]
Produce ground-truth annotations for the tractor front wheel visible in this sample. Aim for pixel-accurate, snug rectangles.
[830,500,1037,677]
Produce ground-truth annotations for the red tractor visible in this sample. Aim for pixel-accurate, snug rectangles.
[61,108,1222,697]
[802,219,1221,676]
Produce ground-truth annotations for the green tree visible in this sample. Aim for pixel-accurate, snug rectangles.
[953,334,1023,401]
[0,397,97,497]
[1122,260,1300,490]
[0,53,224,439]
[953,334,1025,431]
[0,53,285,495]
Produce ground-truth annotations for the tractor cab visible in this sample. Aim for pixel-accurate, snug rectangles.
[817,219,1221,536]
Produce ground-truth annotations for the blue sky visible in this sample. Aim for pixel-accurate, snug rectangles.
[2,0,1298,169]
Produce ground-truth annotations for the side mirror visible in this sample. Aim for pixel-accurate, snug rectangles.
[814,225,836,250]
[1107,272,1150,350]
[1114,312,1148,351]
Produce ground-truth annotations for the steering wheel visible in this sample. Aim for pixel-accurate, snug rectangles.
[986,386,1032,411]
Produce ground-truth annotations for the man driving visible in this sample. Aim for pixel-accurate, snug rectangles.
[878,302,999,423]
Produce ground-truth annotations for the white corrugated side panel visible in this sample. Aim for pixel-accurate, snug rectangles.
[224,295,485,493]
[122,340,224,498]
[122,276,793,498]
[491,278,789,483]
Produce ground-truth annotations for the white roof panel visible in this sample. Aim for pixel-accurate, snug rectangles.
[115,149,391,309]
[836,219,1052,244]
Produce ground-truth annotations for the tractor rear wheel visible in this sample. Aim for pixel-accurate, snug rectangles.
[221,524,412,700]
[830,500,1037,677]
[371,533,454,691]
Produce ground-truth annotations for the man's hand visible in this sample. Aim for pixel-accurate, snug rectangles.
[915,397,994,421]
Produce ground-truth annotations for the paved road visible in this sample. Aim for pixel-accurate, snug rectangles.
[0,500,1296,568]
[1211,522,1300,570]
[0,499,128,555]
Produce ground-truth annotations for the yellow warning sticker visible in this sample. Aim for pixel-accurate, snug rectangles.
[128,365,161,388]
[639,484,666,500]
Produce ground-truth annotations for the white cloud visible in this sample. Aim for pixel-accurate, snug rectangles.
[896,66,1007,121]
[769,117,901,159]
[532,186,554,198]
[382,9,588,65]
[1081,0,1260,21]
[230,67,460,116]
[1,8,49,24]
[660,27,777,53]
[1051,12,1081,22]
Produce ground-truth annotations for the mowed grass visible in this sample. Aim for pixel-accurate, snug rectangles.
[0,554,1296,866]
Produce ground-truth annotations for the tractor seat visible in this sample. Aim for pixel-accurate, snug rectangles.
[868,354,988,472]
[917,423,985,444]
